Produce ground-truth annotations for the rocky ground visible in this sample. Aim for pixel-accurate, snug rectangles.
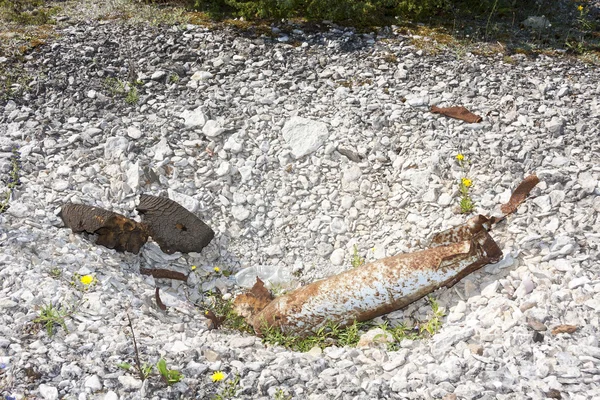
[0,4,599,400]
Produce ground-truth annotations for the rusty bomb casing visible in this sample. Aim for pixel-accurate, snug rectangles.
[252,216,502,337]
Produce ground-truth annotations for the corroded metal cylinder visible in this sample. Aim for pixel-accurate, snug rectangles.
[252,219,502,337]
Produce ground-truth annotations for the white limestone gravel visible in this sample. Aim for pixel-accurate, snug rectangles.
[0,11,599,400]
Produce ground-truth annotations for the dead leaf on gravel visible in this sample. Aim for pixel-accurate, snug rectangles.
[233,278,273,320]
[500,174,540,214]
[551,324,578,335]
[155,287,167,311]
[431,105,482,123]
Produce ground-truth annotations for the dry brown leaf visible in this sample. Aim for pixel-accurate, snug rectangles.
[431,105,482,123]
[204,310,225,330]
[155,287,167,311]
[551,325,578,335]
[233,278,274,321]
[500,174,540,215]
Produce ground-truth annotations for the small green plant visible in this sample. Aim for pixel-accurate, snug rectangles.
[261,319,365,352]
[419,296,445,336]
[0,0,60,25]
[125,86,139,104]
[49,268,62,278]
[104,77,127,96]
[351,244,365,268]
[123,314,154,381]
[33,301,78,336]
[380,296,445,350]
[104,78,139,104]
[202,290,254,333]
[455,154,475,213]
[157,358,184,386]
[169,73,180,83]
[0,147,22,214]
[213,374,240,400]
[274,388,292,400]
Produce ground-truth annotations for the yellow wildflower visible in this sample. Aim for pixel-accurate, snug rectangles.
[456,154,464,161]
[80,275,94,285]
[213,267,220,273]
[211,371,225,382]
[191,265,197,271]
[462,178,472,188]
[578,5,584,11]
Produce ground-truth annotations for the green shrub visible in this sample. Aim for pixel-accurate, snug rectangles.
[189,0,542,24]
[0,0,60,25]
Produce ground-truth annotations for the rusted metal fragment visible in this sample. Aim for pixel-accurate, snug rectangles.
[551,324,577,335]
[233,278,273,320]
[500,174,540,214]
[137,194,214,254]
[60,203,148,254]
[251,228,502,337]
[155,287,167,311]
[140,268,188,282]
[431,105,482,123]
[430,215,499,247]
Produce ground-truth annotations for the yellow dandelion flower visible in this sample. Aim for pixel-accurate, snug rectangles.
[211,371,225,382]
[578,5,584,11]
[456,154,464,161]
[462,178,472,188]
[80,275,94,285]
[213,267,220,273]
[191,265,197,271]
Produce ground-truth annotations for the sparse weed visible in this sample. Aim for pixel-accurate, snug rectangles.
[104,77,139,104]
[49,268,62,278]
[380,296,445,351]
[125,86,139,104]
[157,358,184,386]
[202,290,253,333]
[274,388,292,400]
[213,374,240,400]
[0,147,22,214]
[455,154,475,214]
[261,319,364,352]
[351,244,365,268]
[33,301,80,336]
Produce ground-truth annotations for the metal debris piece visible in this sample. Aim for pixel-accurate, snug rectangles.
[500,174,540,214]
[137,194,214,254]
[249,219,502,337]
[60,204,148,254]
[240,174,541,338]
[140,268,188,282]
[431,105,482,123]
